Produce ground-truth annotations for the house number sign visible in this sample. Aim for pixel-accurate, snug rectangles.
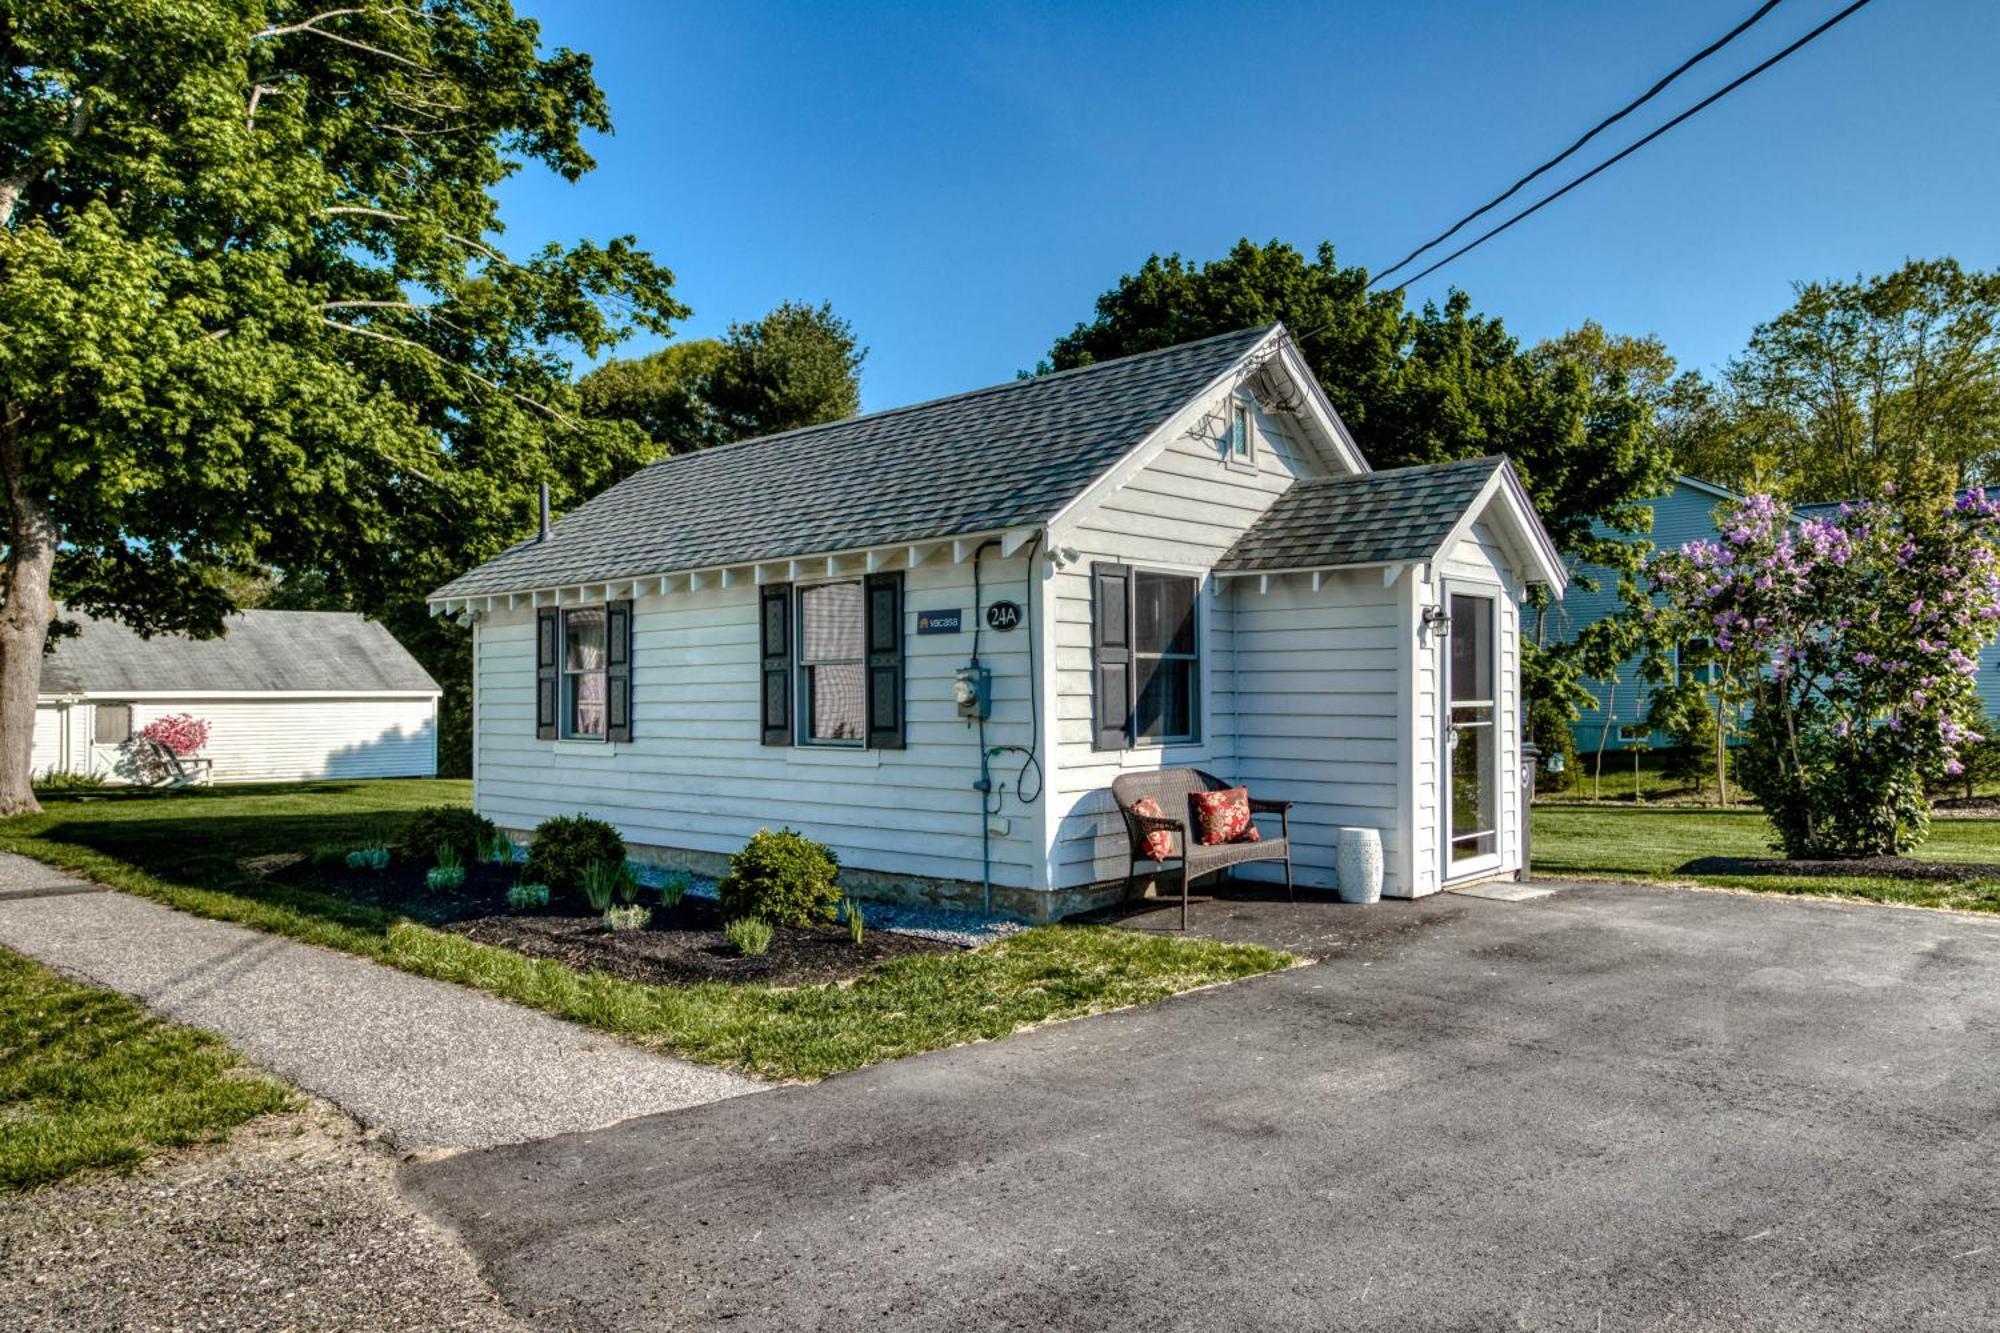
[985,600,1023,632]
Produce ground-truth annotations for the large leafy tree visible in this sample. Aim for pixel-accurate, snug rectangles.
[0,1,685,813]
[580,300,865,453]
[1667,258,2000,498]
[1048,240,1671,573]
[1049,239,1676,769]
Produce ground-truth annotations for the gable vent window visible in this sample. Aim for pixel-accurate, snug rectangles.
[760,573,905,750]
[1227,402,1253,464]
[1092,564,1201,749]
[537,601,632,743]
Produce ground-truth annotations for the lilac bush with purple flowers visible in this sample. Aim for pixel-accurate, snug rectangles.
[1644,468,2000,857]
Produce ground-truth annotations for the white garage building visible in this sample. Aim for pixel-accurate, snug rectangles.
[33,609,440,784]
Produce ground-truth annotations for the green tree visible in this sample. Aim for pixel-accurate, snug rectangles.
[1050,239,1677,772]
[1666,258,2000,500]
[0,1,685,813]
[1049,239,1671,572]
[581,300,864,453]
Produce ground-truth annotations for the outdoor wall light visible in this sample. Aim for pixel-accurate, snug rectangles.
[1421,605,1452,636]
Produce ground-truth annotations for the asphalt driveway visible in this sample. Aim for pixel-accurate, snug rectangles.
[404,884,2000,1331]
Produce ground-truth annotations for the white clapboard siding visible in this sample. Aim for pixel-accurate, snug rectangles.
[106,697,439,783]
[473,555,1043,889]
[1228,568,1409,894]
[1046,393,1331,889]
[31,703,68,777]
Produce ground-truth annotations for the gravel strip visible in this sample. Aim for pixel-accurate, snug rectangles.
[0,1104,538,1333]
[626,864,1028,949]
[0,854,762,1152]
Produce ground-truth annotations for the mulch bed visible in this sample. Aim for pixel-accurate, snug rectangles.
[1930,796,2000,818]
[1678,854,2000,883]
[272,860,955,988]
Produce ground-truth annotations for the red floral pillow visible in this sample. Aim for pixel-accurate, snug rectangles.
[1129,796,1177,862]
[1191,786,1256,845]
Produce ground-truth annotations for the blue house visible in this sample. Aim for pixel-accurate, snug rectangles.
[1551,477,2000,759]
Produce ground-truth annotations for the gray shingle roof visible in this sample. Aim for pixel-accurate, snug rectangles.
[1214,457,1506,573]
[432,325,1279,600]
[42,609,439,696]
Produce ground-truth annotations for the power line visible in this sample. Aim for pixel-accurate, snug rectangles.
[1369,0,1789,287]
[1377,0,1880,294]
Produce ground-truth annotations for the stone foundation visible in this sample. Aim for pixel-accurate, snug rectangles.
[502,828,1142,924]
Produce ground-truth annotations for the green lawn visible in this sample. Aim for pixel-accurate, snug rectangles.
[1533,803,2000,912]
[0,947,292,1191]
[0,781,1288,1081]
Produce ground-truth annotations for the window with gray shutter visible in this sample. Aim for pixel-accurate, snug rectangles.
[864,571,905,750]
[1091,563,1132,751]
[760,584,793,746]
[535,607,559,739]
[606,599,634,743]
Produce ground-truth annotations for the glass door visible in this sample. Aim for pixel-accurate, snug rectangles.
[1445,590,1499,876]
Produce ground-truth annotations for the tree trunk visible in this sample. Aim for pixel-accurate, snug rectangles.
[0,427,55,816]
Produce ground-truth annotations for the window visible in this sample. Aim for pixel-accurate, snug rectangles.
[96,703,132,745]
[1227,402,1253,463]
[798,581,867,744]
[1092,564,1201,749]
[536,602,631,742]
[759,575,904,749]
[562,607,609,739]
[1679,638,1718,685]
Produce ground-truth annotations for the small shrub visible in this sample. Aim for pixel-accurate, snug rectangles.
[425,843,466,893]
[31,770,108,794]
[309,843,350,867]
[345,845,391,872]
[659,872,691,909]
[843,897,866,946]
[475,828,516,864]
[602,904,651,933]
[580,858,634,913]
[718,828,841,927]
[402,806,500,863]
[725,916,774,957]
[506,882,552,911]
[523,814,626,895]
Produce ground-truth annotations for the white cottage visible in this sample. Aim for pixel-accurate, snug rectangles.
[431,325,1566,918]
[33,609,440,784]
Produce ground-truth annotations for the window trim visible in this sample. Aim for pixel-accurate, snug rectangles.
[559,605,610,742]
[1225,399,1255,470]
[794,577,868,749]
[1094,563,1205,752]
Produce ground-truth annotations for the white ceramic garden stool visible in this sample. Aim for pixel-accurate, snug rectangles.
[1336,827,1383,904]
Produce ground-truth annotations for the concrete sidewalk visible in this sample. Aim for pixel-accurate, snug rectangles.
[0,853,760,1151]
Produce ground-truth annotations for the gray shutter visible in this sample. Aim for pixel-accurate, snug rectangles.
[535,607,559,740]
[864,571,905,750]
[1091,563,1132,751]
[759,584,792,746]
[606,599,634,743]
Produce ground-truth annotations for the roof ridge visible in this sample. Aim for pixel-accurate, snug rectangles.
[622,323,1281,475]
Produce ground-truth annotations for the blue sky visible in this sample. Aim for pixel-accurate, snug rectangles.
[498,0,1998,412]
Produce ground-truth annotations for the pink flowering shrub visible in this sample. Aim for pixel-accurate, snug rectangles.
[1645,473,2000,857]
[137,713,210,757]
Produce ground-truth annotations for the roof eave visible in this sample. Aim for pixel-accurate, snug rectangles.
[426,522,1048,612]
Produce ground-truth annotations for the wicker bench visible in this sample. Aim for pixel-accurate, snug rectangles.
[1110,768,1293,929]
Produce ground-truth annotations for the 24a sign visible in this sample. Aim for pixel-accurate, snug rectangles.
[985,600,1022,632]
